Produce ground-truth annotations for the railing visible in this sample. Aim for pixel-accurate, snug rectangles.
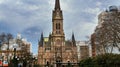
[45,61,80,67]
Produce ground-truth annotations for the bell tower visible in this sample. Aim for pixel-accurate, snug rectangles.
[38,0,78,65]
[51,0,65,63]
[52,0,64,37]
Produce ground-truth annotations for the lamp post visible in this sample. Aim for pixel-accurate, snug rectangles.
[13,48,18,67]
[13,48,16,59]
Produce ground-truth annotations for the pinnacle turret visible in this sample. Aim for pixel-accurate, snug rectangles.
[72,33,76,46]
[39,32,44,47]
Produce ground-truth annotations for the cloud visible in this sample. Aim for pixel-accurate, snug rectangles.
[0,0,51,33]
[23,26,42,35]
[84,7,101,16]
[96,2,102,7]
[0,0,5,4]
[0,0,120,54]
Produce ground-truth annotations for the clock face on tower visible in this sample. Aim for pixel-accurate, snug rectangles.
[56,11,60,18]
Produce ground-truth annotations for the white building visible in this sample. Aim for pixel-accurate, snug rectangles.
[94,6,120,55]
[0,33,32,61]
[76,41,90,61]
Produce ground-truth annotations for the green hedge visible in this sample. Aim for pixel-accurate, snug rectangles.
[79,53,120,67]
[34,64,43,67]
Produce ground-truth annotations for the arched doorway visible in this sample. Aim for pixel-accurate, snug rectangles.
[56,56,62,67]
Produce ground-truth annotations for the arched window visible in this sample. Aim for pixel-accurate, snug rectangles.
[56,23,60,30]
[56,23,58,29]
[58,23,60,29]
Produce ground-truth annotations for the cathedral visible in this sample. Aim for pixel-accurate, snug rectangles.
[38,0,78,66]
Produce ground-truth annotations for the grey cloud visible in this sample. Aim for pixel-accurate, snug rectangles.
[0,0,120,54]
[0,0,51,32]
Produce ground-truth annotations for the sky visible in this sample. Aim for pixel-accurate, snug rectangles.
[0,0,120,54]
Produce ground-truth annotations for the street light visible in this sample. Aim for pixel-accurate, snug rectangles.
[13,48,16,59]
[13,48,18,67]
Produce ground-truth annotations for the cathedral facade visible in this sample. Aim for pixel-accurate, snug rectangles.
[38,0,78,66]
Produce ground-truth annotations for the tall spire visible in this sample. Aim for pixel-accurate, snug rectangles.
[72,33,75,41]
[72,32,76,46]
[52,0,64,35]
[55,0,61,10]
[39,32,44,47]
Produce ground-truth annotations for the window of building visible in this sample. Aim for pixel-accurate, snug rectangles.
[56,31,60,34]
[55,48,61,51]
[65,48,71,50]
[45,48,51,51]
[56,23,60,30]
[58,23,60,29]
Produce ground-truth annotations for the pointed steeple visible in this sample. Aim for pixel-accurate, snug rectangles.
[105,9,108,12]
[55,0,61,10]
[72,33,75,41]
[39,32,44,47]
[41,32,43,40]
[49,33,51,40]
[52,0,64,35]
[72,32,76,46]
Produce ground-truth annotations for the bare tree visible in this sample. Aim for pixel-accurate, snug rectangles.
[0,33,6,43]
[6,33,13,50]
[94,11,120,54]
[0,33,13,50]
